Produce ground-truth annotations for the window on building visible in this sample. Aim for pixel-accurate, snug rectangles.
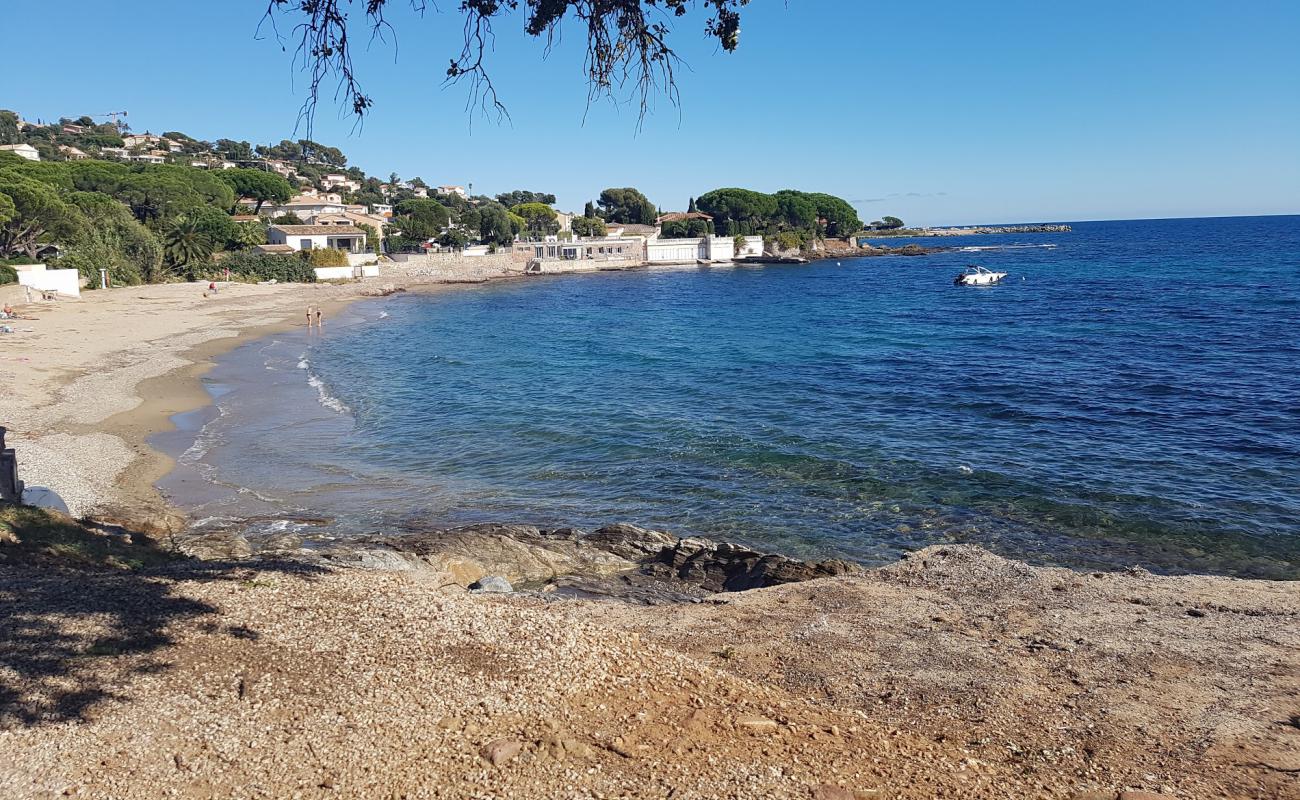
[300,239,313,250]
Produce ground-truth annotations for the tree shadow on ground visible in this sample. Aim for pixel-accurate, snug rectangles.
[0,503,329,729]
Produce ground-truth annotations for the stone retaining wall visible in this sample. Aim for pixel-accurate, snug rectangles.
[385,252,521,283]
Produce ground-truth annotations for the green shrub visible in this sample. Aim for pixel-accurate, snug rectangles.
[770,231,803,252]
[202,251,315,283]
[0,264,16,285]
[307,247,348,267]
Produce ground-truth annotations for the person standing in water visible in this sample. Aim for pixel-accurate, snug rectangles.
[315,308,323,328]
[306,307,313,328]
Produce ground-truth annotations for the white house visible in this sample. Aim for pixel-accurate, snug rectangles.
[514,237,643,264]
[131,152,167,164]
[260,194,347,219]
[435,185,467,198]
[0,143,40,161]
[262,160,294,177]
[100,146,130,160]
[122,133,162,148]
[322,173,361,193]
[370,203,393,217]
[266,224,366,253]
[645,234,763,263]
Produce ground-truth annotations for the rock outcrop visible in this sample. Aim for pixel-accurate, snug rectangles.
[335,522,862,602]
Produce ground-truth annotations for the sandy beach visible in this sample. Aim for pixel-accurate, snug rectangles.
[1,276,1298,799]
[1,276,449,527]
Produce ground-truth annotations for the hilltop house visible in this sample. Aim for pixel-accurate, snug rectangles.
[0,143,40,161]
[100,147,130,160]
[122,133,178,151]
[131,152,167,164]
[263,224,366,254]
[435,185,466,198]
[59,145,89,160]
[259,193,347,219]
[265,160,295,178]
[322,173,361,193]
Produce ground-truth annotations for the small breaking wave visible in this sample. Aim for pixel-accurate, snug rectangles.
[307,373,351,414]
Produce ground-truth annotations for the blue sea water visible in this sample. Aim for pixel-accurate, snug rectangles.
[159,216,1300,578]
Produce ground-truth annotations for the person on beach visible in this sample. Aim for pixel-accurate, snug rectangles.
[306,307,313,328]
[209,281,218,294]
[316,308,323,328]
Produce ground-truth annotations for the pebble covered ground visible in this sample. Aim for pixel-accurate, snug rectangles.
[2,545,1297,799]
[3,560,996,799]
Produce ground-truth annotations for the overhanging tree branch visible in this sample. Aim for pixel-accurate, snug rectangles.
[261,0,749,132]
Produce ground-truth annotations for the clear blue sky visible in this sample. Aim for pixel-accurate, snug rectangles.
[5,0,1298,225]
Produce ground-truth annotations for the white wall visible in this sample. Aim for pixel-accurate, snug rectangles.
[15,265,81,298]
[646,238,708,263]
[736,236,764,258]
[313,264,381,280]
[269,231,361,252]
[708,236,736,261]
[313,266,354,281]
[646,235,760,262]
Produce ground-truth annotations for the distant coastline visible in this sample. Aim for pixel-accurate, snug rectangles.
[862,223,1073,238]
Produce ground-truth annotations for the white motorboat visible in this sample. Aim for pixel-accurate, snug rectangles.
[953,265,1007,286]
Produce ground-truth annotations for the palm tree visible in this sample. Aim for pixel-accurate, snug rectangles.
[162,216,214,274]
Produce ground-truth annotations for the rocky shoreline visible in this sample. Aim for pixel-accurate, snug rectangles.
[865,224,1073,237]
[178,520,863,604]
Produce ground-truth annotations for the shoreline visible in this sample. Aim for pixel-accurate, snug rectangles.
[4,264,1299,798]
[4,273,487,531]
[5,255,891,533]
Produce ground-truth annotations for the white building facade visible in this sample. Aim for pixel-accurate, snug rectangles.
[267,224,366,253]
[0,143,40,161]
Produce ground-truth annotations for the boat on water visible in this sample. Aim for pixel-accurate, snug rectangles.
[953,265,1007,286]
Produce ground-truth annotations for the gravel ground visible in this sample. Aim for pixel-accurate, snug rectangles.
[2,560,1001,800]
[609,545,1300,800]
[1,545,1296,799]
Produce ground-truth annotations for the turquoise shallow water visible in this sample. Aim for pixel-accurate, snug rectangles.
[158,216,1300,578]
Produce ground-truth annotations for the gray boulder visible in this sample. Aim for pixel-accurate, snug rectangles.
[469,575,514,593]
